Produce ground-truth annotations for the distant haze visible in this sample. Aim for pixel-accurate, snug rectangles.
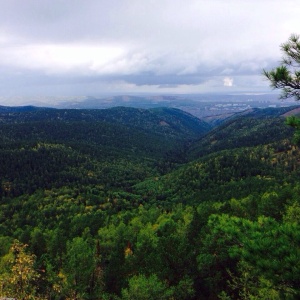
[0,0,299,105]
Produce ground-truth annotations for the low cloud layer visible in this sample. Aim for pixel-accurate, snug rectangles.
[0,0,299,100]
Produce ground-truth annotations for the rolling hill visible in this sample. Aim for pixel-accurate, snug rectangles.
[1,104,300,299]
[0,106,211,198]
[187,106,296,159]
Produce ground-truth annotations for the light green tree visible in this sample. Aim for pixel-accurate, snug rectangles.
[59,237,102,299]
[121,274,174,300]
[201,214,300,299]
[61,237,103,300]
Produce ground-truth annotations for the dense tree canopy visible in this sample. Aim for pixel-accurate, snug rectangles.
[0,106,300,299]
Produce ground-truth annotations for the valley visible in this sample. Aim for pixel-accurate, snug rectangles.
[0,104,300,299]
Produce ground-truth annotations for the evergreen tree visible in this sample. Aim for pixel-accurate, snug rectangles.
[264,34,300,143]
[264,34,300,100]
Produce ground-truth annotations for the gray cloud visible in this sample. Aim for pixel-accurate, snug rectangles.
[0,0,299,101]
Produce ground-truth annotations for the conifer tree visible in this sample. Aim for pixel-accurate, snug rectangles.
[264,34,300,100]
[264,34,300,143]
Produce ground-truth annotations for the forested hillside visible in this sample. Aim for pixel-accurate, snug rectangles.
[0,105,300,299]
[188,106,296,158]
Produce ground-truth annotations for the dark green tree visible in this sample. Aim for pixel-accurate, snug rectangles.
[285,115,300,144]
[264,34,300,100]
[264,34,300,143]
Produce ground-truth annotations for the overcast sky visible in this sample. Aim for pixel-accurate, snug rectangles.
[0,0,299,103]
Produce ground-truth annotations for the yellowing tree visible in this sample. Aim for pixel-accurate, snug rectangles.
[0,240,40,300]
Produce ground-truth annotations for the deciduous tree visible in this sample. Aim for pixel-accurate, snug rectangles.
[0,240,40,300]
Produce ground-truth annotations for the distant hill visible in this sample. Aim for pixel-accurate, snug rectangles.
[0,106,211,197]
[0,105,295,200]
[187,106,297,159]
[1,103,300,299]
[53,93,297,120]
[133,106,300,205]
[55,95,201,110]
[201,105,300,126]
[0,105,49,113]
[0,105,296,200]
[134,137,300,205]
[0,106,211,140]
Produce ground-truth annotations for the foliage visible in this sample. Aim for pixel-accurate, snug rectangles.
[264,34,300,100]
[286,115,300,144]
[121,274,174,300]
[0,105,300,299]
[188,108,294,159]
[0,240,40,300]
[211,215,300,299]
[264,34,300,144]
[60,237,103,299]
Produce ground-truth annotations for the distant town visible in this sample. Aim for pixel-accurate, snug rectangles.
[0,93,298,120]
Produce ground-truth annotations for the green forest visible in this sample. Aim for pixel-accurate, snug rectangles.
[0,104,300,300]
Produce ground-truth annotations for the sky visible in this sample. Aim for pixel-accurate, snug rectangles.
[0,0,300,104]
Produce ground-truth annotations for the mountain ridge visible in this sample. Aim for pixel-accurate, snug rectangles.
[0,105,211,141]
[1,104,300,299]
